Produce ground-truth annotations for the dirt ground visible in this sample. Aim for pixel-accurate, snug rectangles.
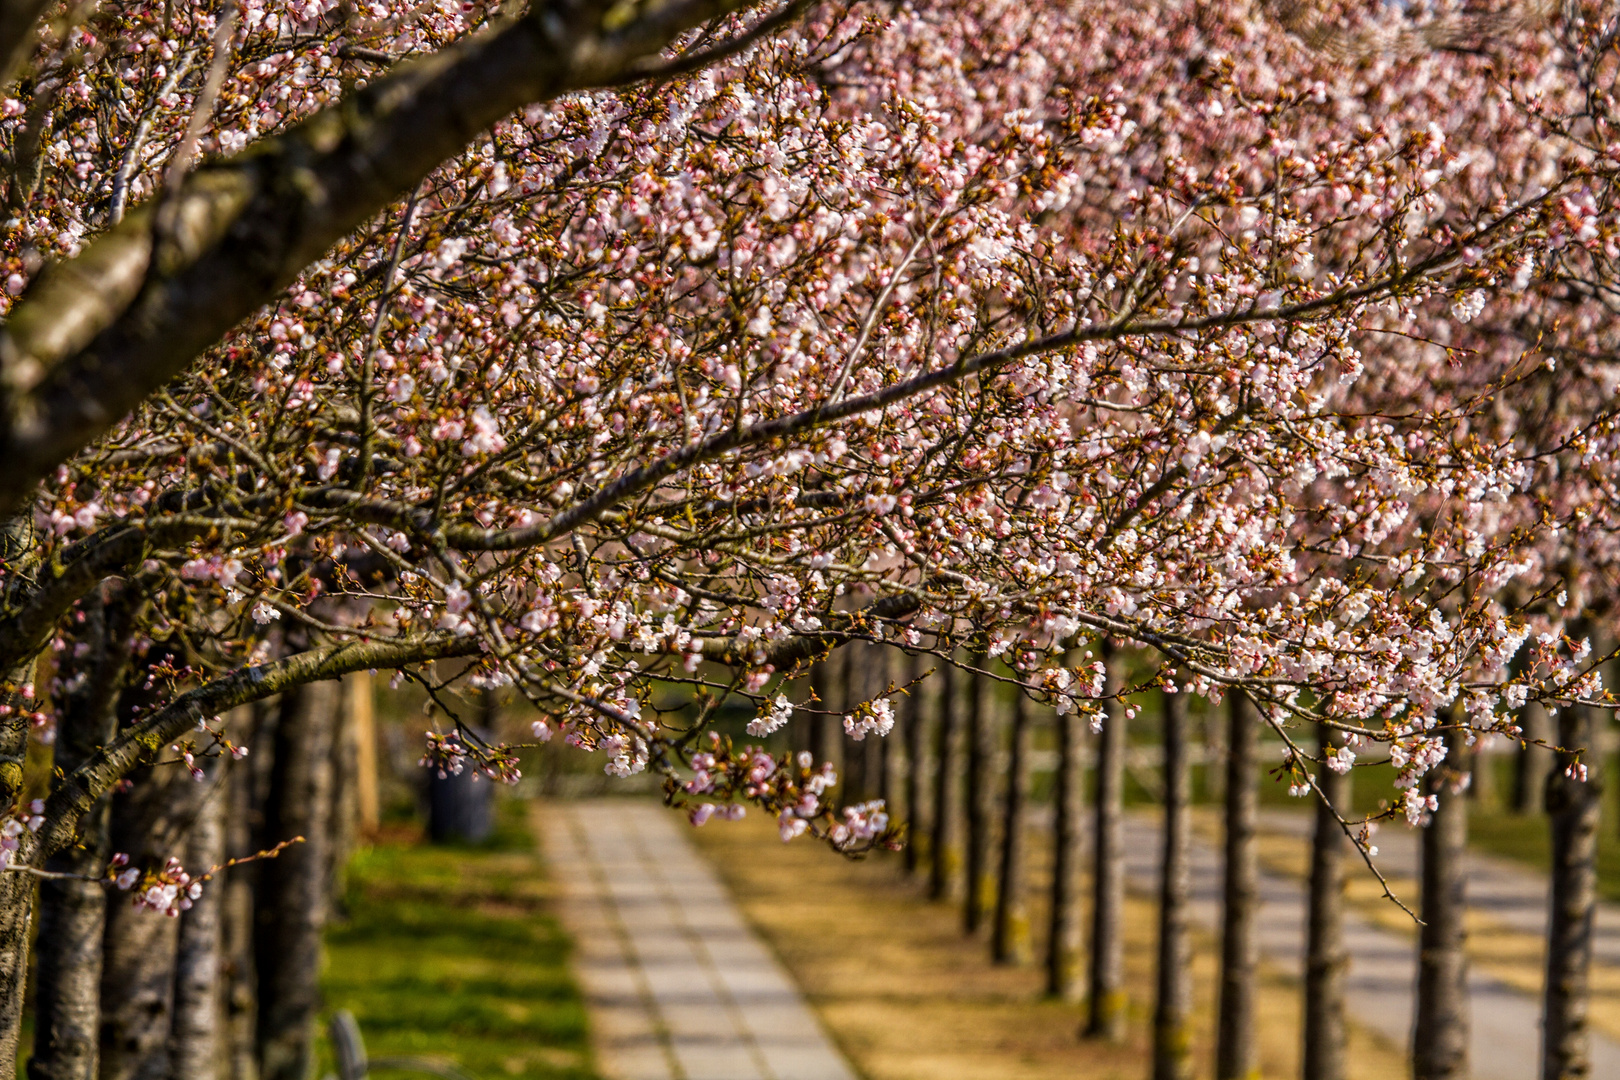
[690,814,1408,1080]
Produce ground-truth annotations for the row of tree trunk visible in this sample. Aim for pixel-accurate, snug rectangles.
[27,616,368,1080]
[23,630,1608,1080]
[808,641,1613,1080]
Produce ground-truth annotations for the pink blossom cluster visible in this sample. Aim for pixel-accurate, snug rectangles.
[828,801,892,851]
[689,802,746,826]
[109,854,203,917]
[0,801,46,871]
[419,729,522,785]
[842,698,896,742]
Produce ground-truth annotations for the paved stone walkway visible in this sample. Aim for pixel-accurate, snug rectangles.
[1119,810,1620,1079]
[536,800,857,1080]
[1257,808,1620,969]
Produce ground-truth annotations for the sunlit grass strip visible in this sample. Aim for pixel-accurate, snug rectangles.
[318,802,597,1080]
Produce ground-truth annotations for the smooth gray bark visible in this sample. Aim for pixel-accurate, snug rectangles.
[1215,692,1260,1080]
[1085,641,1126,1041]
[1153,689,1193,1080]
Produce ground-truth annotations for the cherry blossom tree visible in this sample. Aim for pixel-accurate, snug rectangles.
[0,0,1619,1076]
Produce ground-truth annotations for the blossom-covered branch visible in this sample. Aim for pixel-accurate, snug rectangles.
[0,0,793,515]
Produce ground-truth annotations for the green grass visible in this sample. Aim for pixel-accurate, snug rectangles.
[318,801,597,1080]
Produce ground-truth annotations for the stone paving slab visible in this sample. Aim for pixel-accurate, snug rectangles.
[536,800,857,1080]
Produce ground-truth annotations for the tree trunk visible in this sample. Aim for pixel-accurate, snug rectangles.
[875,714,892,811]
[1304,724,1351,1080]
[859,645,885,805]
[792,669,814,762]
[928,659,961,902]
[100,766,193,1080]
[1470,733,1498,808]
[346,673,380,834]
[963,660,996,935]
[255,681,337,1080]
[1152,688,1192,1080]
[1085,641,1126,1041]
[1413,721,1470,1080]
[0,519,32,1076]
[30,855,106,1080]
[992,688,1031,965]
[1204,694,1227,803]
[170,760,228,1080]
[1046,686,1083,999]
[328,678,364,903]
[1543,704,1601,1080]
[870,646,892,808]
[1515,700,1553,816]
[0,654,39,1075]
[222,706,269,1080]
[810,649,843,778]
[843,644,869,803]
[1215,691,1260,1080]
[30,588,134,1080]
[901,651,928,877]
[0,869,35,1080]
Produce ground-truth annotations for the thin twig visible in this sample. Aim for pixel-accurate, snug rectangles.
[154,0,238,234]
[359,181,425,485]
